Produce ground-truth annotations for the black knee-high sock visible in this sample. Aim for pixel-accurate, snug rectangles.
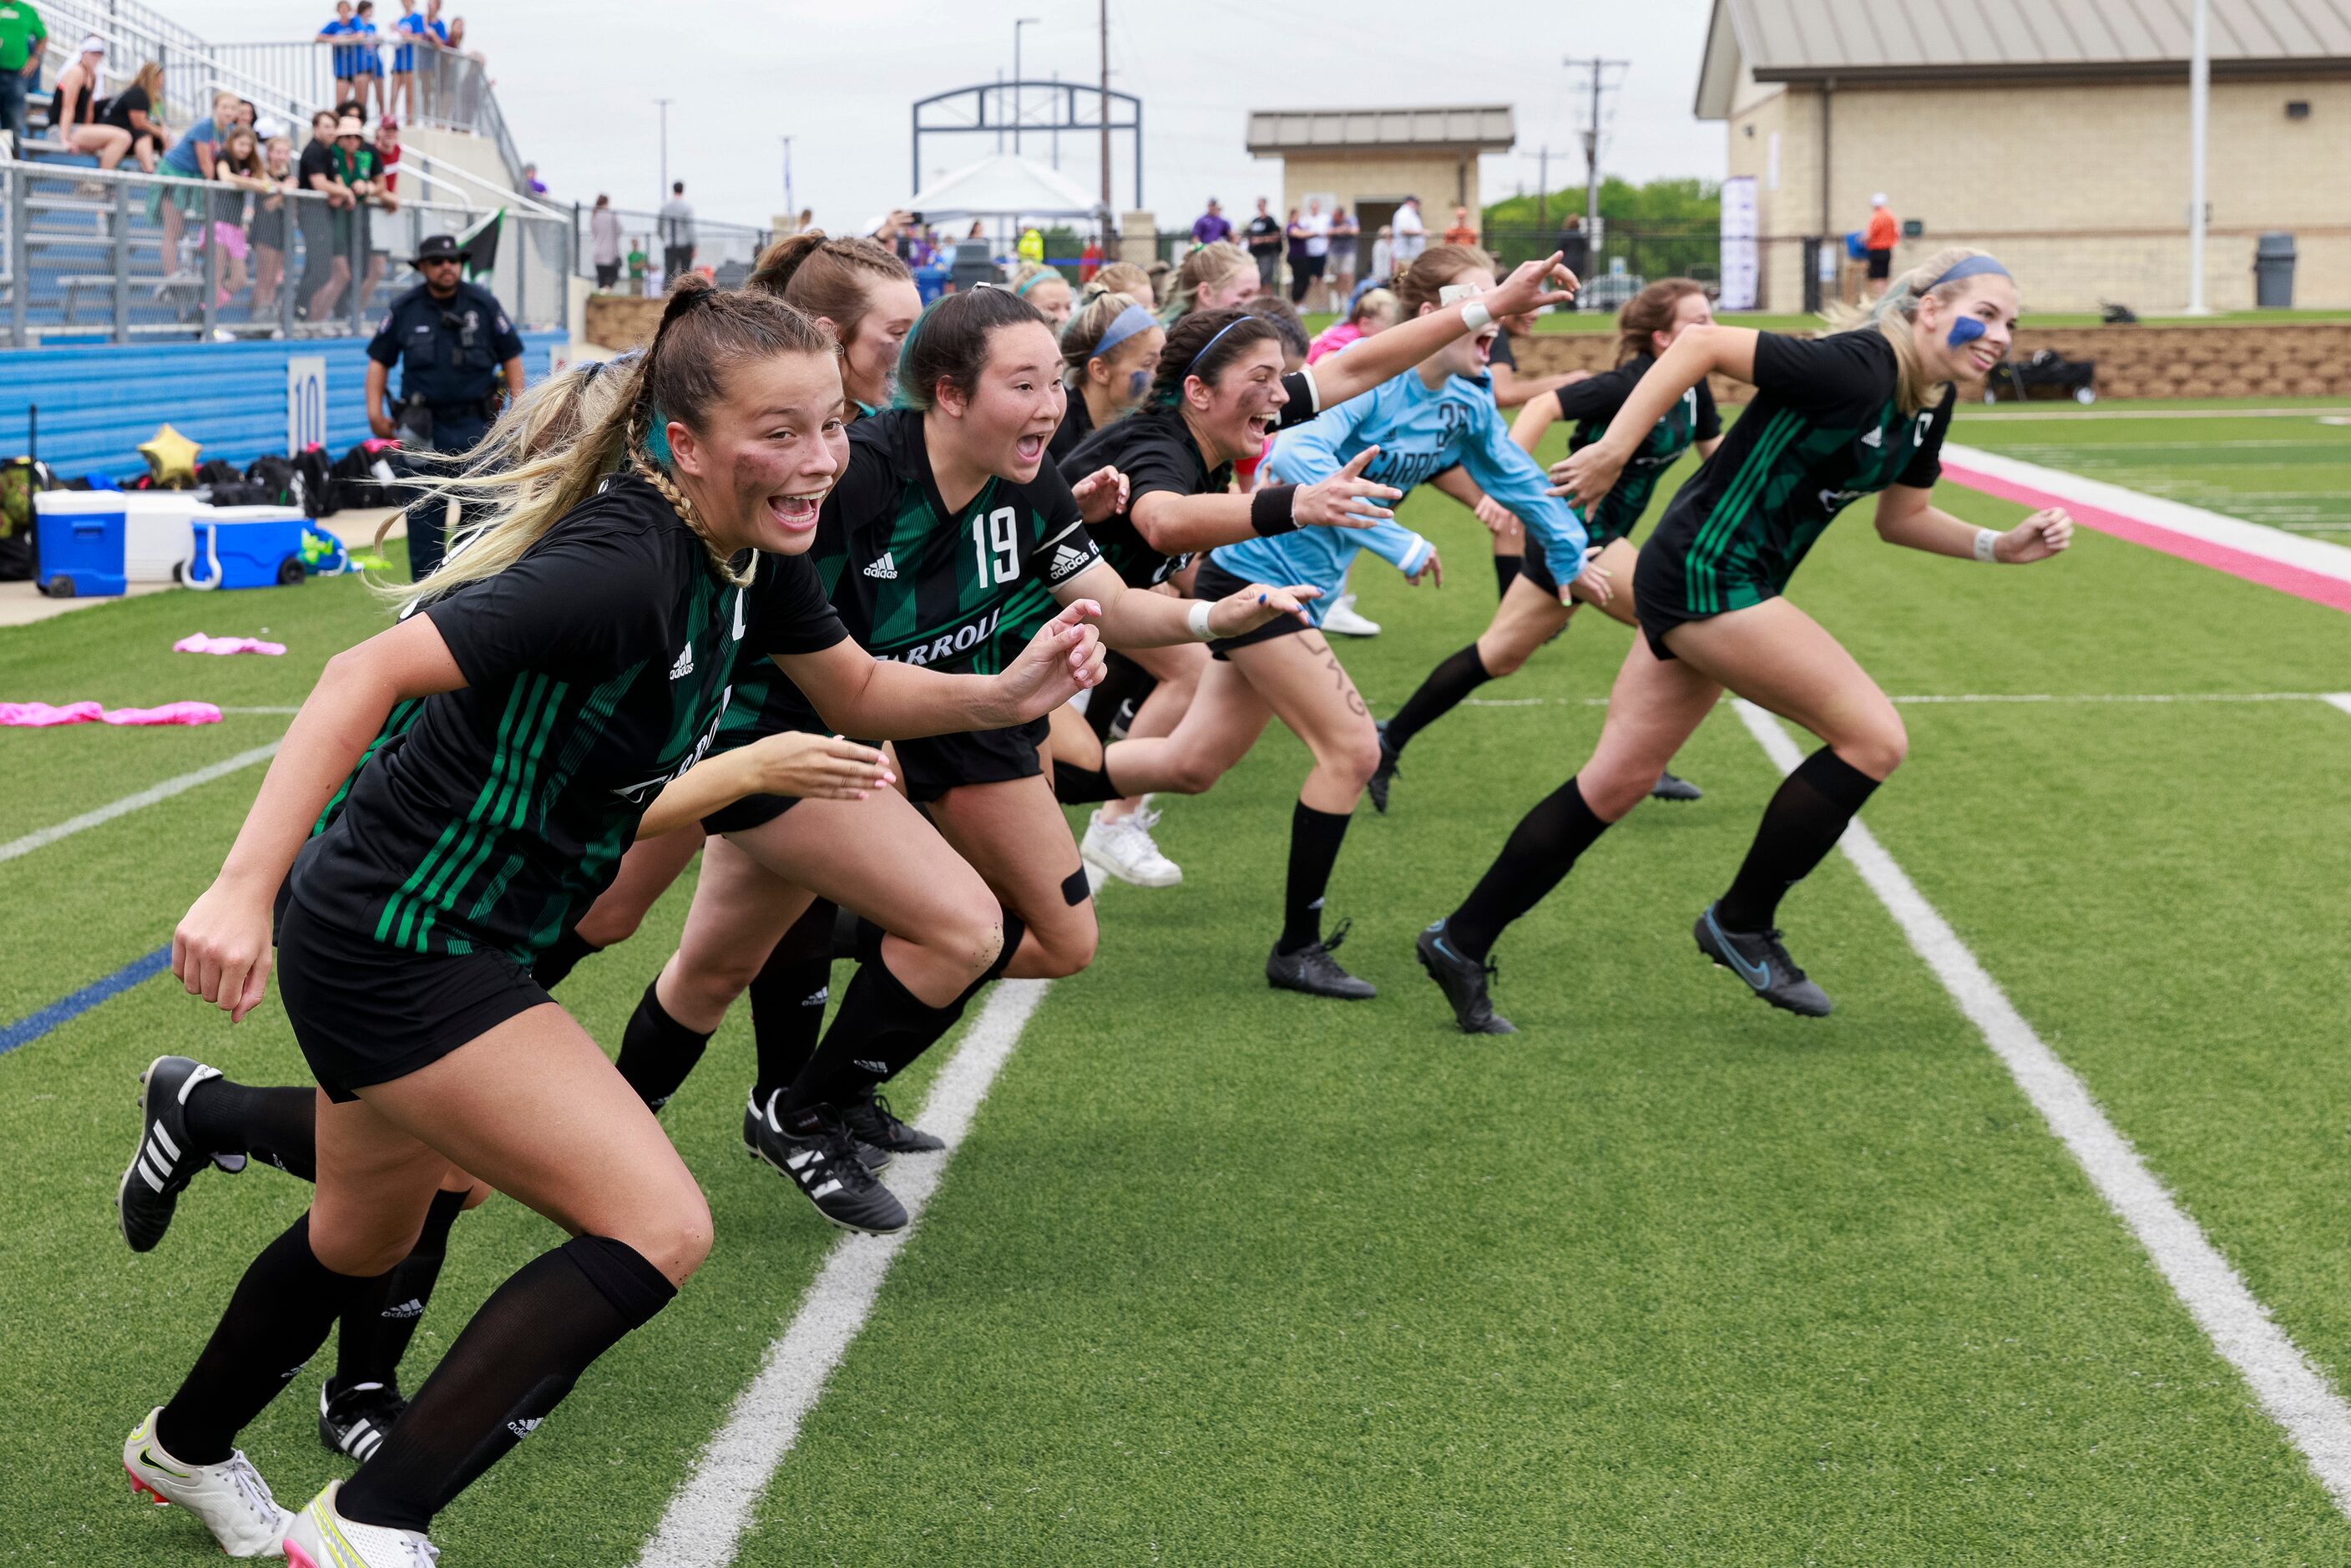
[336,1235,675,1534]
[1383,644,1494,760]
[185,1077,319,1181]
[781,953,965,1117]
[529,928,601,991]
[154,1213,386,1464]
[1493,554,1523,598]
[1083,651,1154,743]
[611,981,714,1111]
[748,900,836,1108]
[1716,747,1881,932]
[1446,776,1612,960]
[1278,802,1352,954]
[1052,755,1120,806]
[337,1187,468,1393]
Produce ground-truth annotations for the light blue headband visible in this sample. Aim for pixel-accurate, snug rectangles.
[1014,270,1057,296]
[1929,255,2010,290]
[1092,304,1155,360]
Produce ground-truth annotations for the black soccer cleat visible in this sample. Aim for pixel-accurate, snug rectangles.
[745,1090,887,1172]
[119,1056,239,1253]
[318,1376,407,1463]
[1267,919,1378,1000]
[749,1103,908,1234]
[840,1092,945,1156]
[1650,771,1704,802]
[1415,921,1516,1034]
[1365,721,1400,813]
[1694,903,1833,1017]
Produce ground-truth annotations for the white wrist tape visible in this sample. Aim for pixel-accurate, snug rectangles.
[1186,598,1216,640]
[1974,527,2000,563]
[1459,301,1493,334]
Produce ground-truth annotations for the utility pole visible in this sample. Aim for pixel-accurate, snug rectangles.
[1098,0,1111,212]
[1536,145,1547,230]
[653,97,674,205]
[781,135,794,221]
[1014,18,1039,159]
[2187,0,2211,312]
[1565,57,1629,230]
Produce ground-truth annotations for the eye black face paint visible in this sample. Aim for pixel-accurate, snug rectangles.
[1060,866,1092,907]
[1946,316,1988,350]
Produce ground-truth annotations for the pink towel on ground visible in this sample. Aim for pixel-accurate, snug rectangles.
[174,634,287,656]
[0,701,224,727]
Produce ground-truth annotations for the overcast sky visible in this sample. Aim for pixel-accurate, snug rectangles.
[174,0,1727,230]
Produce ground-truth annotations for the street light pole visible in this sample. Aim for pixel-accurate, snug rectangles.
[2187,0,2211,313]
[654,96,674,206]
[781,135,795,222]
[1014,17,1039,159]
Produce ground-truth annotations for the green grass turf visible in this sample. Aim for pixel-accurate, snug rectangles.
[1948,412,2351,542]
[3,417,2349,1563]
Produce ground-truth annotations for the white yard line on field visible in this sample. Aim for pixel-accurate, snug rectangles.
[1732,699,2351,1515]
[634,979,1054,1568]
[0,743,281,864]
[2324,695,2351,720]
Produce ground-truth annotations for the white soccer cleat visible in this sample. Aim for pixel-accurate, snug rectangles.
[282,1480,439,1568]
[1321,594,1382,637]
[122,1407,294,1558]
[1081,808,1183,888]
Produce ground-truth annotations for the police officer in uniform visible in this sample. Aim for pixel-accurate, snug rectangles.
[367,231,526,578]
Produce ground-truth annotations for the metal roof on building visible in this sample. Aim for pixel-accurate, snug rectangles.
[1697,0,2351,114]
[1245,108,1514,156]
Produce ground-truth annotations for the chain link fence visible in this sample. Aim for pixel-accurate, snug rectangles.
[568,205,773,292]
[1,155,569,346]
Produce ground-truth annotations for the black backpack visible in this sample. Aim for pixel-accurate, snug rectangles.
[330,443,401,511]
[244,454,303,508]
[195,458,244,488]
[294,446,338,515]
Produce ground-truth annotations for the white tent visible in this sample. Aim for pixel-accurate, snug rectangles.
[902,153,1105,222]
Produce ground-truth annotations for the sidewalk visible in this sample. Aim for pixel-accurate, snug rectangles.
[0,508,407,629]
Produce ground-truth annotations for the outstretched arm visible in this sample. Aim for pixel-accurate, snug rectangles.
[775,603,1105,740]
[1054,558,1317,647]
[1306,252,1580,407]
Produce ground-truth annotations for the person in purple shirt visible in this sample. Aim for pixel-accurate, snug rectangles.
[1190,198,1232,248]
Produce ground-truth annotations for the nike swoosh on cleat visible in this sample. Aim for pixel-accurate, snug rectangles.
[1707,911,1772,989]
[138,1448,192,1480]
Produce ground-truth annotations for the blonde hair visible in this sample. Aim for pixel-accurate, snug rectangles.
[1159,241,1252,325]
[1393,243,1493,317]
[380,281,835,609]
[1084,261,1151,307]
[1009,260,1070,300]
[1059,291,1154,387]
[1824,245,2002,414]
[1347,287,1398,327]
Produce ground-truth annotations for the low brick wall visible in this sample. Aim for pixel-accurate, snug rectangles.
[1514,321,2351,402]
[584,294,666,352]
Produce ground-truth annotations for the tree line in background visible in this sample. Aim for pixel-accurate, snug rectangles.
[1483,176,1721,233]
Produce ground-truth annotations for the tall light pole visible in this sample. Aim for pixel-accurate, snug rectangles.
[2187,0,2211,313]
[1097,0,1111,213]
[1013,17,1039,158]
[781,135,795,222]
[654,96,674,205]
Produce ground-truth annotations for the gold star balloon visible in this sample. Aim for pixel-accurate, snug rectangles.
[137,424,203,488]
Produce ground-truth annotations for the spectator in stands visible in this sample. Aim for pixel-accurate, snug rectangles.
[1078,233,1103,283]
[964,219,983,241]
[318,2,363,99]
[154,89,239,281]
[48,35,130,170]
[352,116,402,308]
[658,180,695,281]
[0,0,47,153]
[589,193,621,288]
[390,0,424,121]
[330,114,392,308]
[1863,191,1898,299]
[100,58,164,172]
[1296,195,1331,311]
[416,0,447,121]
[249,134,296,311]
[1244,196,1281,294]
[351,0,387,118]
[1443,205,1477,247]
[522,161,546,196]
[1369,222,1394,286]
[373,114,402,192]
[625,233,646,295]
[443,16,485,124]
[296,109,355,321]
[1283,207,1307,304]
[209,125,275,306]
[1190,197,1231,248]
[1327,205,1358,305]
[1391,195,1426,266]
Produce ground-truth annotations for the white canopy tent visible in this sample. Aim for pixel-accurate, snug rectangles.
[899,153,1106,225]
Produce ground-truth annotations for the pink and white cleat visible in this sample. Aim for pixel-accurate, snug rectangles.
[282,1479,439,1567]
[122,1406,294,1557]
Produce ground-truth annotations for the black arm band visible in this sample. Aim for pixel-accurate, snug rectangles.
[1251,483,1300,536]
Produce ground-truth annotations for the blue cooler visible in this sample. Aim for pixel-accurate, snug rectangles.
[186,507,314,590]
[33,492,129,597]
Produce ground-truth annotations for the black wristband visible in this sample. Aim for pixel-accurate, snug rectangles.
[1251,483,1300,536]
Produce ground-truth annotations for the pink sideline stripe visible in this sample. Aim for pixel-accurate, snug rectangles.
[1940,460,2351,616]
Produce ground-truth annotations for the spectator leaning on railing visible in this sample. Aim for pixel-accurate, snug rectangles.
[338,115,399,312]
[352,0,387,119]
[154,91,239,281]
[390,0,424,121]
[250,133,296,311]
[209,124,276,306]
[296,108,355,321]
[659,180,695,281]
[0,0,47,152]
[48,34,131,170]
[589,194,622,289]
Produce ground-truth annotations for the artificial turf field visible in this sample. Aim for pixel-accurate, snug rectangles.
[6,402,2351,1565]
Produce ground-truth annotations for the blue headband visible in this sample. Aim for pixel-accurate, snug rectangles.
[1014,270,1056,296]
[1091,304,1155,360]
[1184,315,1251,377]
[1929,255,2010,290]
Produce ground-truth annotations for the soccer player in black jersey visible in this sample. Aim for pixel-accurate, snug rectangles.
[123,282,1105,1565]
[1373,279,1725,813]
[1050,289,1165,464]
[1416,250,2073,1034]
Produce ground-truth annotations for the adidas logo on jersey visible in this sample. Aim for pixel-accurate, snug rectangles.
[1860,424,1883,449]
[1049,544,1092,580]
[507,1416,543,1440]
[669,643,695,680]
[863,552,899,579]
[801,987,830,1007]
[380,1298,425,1321]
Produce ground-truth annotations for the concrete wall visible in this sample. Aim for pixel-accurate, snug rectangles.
[584,295,666,352]
[1273,152,1482,230]
[1722,76,2351,313]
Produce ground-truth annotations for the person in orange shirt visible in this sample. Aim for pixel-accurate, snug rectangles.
[1863,193,1899,298]
[1443,205,1479,247]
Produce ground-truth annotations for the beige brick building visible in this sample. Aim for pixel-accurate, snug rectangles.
[1243,109,1514,276]
[1696,0,2351,313]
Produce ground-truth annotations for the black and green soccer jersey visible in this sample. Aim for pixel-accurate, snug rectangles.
[758,407,1102,732]
[1646,331,1951,615]
[291,473,846,962]
[1558,353,1721,546]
